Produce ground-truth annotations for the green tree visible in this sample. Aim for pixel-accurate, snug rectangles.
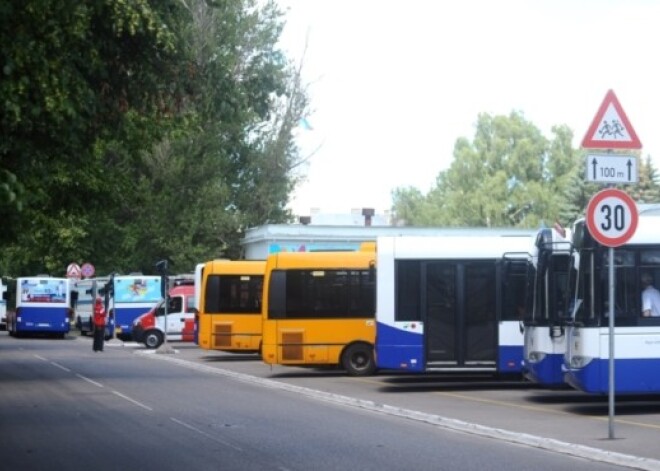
[0,0,187,275]
[0,0,308,277]
[121,0,308,272]
[392,112,583,228]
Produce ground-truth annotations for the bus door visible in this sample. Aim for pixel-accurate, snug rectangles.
[425,261,497,369]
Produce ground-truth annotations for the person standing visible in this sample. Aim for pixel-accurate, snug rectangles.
[92,297,107,352]
[641,272,660,317]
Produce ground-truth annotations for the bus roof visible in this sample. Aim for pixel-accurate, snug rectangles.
[204,259,266,275]
[377,234,535,259]
[266,250,376,270]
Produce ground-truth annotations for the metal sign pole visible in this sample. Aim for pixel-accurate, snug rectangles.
[162,274,168,347]
[608,247,615,439]
[155,260,173,354]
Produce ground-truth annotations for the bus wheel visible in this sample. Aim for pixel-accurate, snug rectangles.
[143,331,163,349]
[342,343,376,376]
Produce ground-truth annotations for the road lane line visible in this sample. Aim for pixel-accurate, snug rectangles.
[170,417,242,451]
[50,361,71,372]
[111,391,153,411]
[76,373,104,388]
[33,353,154,412]
[139,352,660,471]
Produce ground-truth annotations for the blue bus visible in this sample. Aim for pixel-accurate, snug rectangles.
[110,275,163,341]
[375,233,533,375]
[7,277,72,338]
[521,226,574,387]
[564,207,660,394]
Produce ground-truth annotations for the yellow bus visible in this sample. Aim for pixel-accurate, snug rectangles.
[261,249,377,376]
[196,259,266,353]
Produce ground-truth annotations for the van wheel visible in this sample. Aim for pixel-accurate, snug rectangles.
[341,343,376,376]
[144,331,164,349]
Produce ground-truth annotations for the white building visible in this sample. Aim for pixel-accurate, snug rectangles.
[241,208,534,260]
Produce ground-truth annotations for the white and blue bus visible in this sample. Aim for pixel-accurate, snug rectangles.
[375,233,534,375]
[71,277,110,336]
[7,276,72,338]
[522,226,574,387]
[110,275,163,341]
[564,207,660,394]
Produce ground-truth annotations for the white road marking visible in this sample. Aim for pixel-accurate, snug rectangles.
[75,373,104,388]
[111,390,153,411]
[50,361,71,372]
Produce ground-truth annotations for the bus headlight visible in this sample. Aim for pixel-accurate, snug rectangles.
[570,355,593,368]
[527,351,546,363]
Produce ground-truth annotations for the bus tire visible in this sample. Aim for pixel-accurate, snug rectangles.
[143,330,164,349]
[342,343,376,376]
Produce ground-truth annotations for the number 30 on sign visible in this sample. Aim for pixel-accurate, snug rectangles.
[586,188,638,248]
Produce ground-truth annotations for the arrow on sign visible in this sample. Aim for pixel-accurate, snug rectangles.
[627,160,633,181]
[586,154,638,184]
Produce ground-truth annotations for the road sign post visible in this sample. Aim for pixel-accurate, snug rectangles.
[582,89,642,440]
[585,188,638,440]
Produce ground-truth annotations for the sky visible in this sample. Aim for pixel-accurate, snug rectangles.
[275,0,660,216]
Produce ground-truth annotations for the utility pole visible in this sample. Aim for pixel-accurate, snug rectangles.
[155,260,174,354]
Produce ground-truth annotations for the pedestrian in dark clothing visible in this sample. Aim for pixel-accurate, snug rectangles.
[92,297,107,352]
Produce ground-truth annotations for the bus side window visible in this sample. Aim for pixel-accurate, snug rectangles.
[268,271,286,319]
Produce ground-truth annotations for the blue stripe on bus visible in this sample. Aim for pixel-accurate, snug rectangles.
[523,353,565,386]
[375,322,425,371]
[497,345,524,373]
[565,357,660,394]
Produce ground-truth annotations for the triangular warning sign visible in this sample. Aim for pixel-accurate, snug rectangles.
[581,89,642,149]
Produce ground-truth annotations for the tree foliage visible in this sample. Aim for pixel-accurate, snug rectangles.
[0,0,308,277]
[392,111,660,228]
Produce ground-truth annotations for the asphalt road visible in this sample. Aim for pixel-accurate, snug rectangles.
[0,332,657,471]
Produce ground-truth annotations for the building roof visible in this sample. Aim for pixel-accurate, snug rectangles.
[241,224,536,245]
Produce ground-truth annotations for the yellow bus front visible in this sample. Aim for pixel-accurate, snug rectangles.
[197,259,266,353]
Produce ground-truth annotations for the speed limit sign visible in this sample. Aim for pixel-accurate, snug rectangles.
[586,188,638,247]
